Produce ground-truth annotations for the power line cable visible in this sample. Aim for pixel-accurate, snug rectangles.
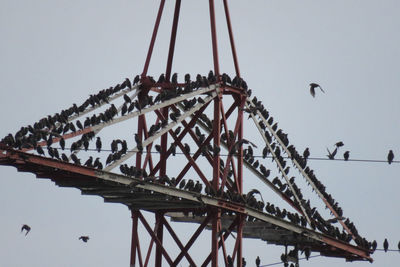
[41,146,400,164]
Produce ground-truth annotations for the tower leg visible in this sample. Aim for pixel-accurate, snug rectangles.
[211,208,219,267]
[130,210,139,267]
[155,211,164,267]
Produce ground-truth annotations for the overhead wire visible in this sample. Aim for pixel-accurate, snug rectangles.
[42,146,400,164]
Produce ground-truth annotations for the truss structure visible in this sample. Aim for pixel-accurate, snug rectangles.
[0,1,373,266]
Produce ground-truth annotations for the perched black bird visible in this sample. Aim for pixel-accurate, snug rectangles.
[343,151,350,161]
[303,147,310,160]
[256,256,260,267]
[184,143,190,154]
[171,73,178,84]
[96,137,102,152]
[309,83,324,97]
[76,120,83,130]
[125,78,132,89]
[327,147,337,160]
[21,224,31,236]
[79,236,90,243]
[133,75,140,84]
[174,126,182,136]
[36,145,45,156]
[387,150,394,164]
[93,157,101,168]
[155,144,161,153]
[383,238,389,252]
[71,153,81,165]
[371,240,377,252]
[61,153,69,162]
[123,94,131,103]
[304,247,311,260]
[398,241,400,252]
[262,146,269,159]
[84,156,93,167]
[60,137,65,150]
[157,73,165,83]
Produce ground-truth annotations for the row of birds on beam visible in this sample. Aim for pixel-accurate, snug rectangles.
[0,70,251,151]
[242,97,382,251]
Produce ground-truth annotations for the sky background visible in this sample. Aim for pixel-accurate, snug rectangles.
[1,0,400,266]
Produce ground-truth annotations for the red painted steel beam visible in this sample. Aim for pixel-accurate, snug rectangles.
[136,114,145,176]
[142,0,166,78]
[237,96,245,194]
[208,0,220,77]
[165,0,182,81]
[149,102,210,176]
[161,217,197,266]
[222,0,241,78]
[211,208,219,267]
[202,215,240,267]
[138,211,174,265]
[152,109,211,188]
[155,211,164,267]
[144,238,154,267]
[160,108,168,178]
[130,210,144,267]
[173,215,211,265]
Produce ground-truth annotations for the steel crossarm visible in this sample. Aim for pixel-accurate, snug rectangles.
[246,99,356,239]
[104,89,218,171]
[245,102,313,227]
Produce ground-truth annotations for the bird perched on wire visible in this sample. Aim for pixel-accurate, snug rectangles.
[387,150,394,164]
[303,147,310,160]
[96,137,102,153]
[309,83,325,97]
[343,151,350,161]
[21,224,31,236]
[79,236,90,243]
[383,238,389,252]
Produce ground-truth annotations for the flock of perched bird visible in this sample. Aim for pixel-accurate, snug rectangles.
[2,72,398,265]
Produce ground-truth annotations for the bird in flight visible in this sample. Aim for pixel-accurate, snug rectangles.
[326,147,337,160]
[21,224,31,236]
[309,83,325,97]
[79,236,90,243]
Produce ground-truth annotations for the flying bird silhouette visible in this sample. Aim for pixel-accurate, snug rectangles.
[309,83,325,97]
[21,224,31,236]
[327,147,337,160]
[79,236,90,243]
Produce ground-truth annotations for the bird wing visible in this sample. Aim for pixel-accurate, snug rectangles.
[319,86,325,93]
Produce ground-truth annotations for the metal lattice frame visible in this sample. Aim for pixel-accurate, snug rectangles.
[0,1,374,266]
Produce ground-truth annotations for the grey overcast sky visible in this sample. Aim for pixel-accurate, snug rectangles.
[1,1,399,266]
